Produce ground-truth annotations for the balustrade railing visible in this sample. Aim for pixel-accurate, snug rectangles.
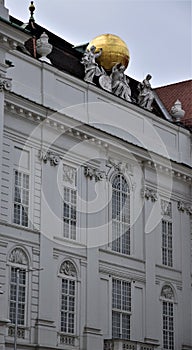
[104,339,156,350]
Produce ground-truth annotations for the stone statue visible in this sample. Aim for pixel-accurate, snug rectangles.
[170,99,185,122]
[137,74,154,110]
[81,45,103,84]
[111,63,132,102]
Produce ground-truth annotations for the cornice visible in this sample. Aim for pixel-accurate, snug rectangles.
[4,94,192,175]
[4,95,47,123]
[99,262,146,283]
[0,20,29,49]
[144,160,192,183]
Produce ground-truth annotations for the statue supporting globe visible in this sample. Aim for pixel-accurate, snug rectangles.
[87,33,130,73]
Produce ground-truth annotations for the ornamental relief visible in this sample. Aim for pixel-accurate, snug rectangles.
[161,200,172,218]
[106,158,136,190]
[60,260,77,277]
[38,150,62,166]
[177,201,192,215]
[84,166,105,182]
[9,248,28,265]
[161,285,174,300]
[106,157,134,175]
[141,186,158,202]
[63,165,76,186]
[0,73,12,92]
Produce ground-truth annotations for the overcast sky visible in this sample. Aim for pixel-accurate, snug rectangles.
[5,0,192,87]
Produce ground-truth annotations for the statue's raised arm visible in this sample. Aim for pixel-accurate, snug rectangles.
[81,45,103,84]
[137,74,154,110]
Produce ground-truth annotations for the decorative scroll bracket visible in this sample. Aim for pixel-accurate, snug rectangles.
[178,201,192,215]
[0,74,12,92]
[141,186,158,202]
[39,150,62,166]
[84,166,105,182]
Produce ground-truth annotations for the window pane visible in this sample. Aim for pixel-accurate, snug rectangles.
[22,206,28,227]
[112,311,120,338]
[112,279,121,310]
[23,174,29,189]
[122,314,130,339]
[14,204,21,225]
[121,227,130,255]
[122,281,131,312]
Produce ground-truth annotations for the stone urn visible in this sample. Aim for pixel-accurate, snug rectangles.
[36,32,52,64]
[170,99,185,123]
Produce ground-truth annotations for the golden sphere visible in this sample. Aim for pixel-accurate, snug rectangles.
[87,33,130,72]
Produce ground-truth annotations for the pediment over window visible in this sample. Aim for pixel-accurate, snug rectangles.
[161,285,174,300]
[9,248,28,265]
[60,260,77,277]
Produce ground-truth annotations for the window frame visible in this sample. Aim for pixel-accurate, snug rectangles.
[162,219,173,267]
[58,260,78,339]
[112,278,131,340]
[7,248,29,329]
[11,144,32,229]
[60,276,76,334]
[13,170,30,228]
[162,300,174,350]
[63,186,77,240]
[160,285,175,350]
[62,164,78,241]
[9,266,28,326]
[111,173,130,255]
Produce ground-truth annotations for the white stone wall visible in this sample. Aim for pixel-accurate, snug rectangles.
[0,17,191,350]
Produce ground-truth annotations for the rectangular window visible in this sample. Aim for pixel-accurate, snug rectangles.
[112,278,131,339]
[112,176,130,255]
[162,220,172,267]
[163,301,174,349]
[63,187,77,240]
[9,267,26,325]
[13,171,29,227]
[61,278,76,334]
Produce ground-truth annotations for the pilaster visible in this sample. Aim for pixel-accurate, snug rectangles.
[0,35,12,226]
[0,319,10,350]
[83,166,107,350]
[143,186,159,346]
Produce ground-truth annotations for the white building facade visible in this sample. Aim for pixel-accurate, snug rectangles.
[0,2,192,350]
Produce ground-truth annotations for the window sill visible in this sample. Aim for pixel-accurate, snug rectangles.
[0,220,40,234]
[156,264,182,274]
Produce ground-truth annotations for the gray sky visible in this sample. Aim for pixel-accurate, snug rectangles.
[5,0,192,87]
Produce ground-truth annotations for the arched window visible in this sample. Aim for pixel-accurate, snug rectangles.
[112,174,130,255]
[161,285,175,350]
[8,248,29,326]
[59,260,77,338]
